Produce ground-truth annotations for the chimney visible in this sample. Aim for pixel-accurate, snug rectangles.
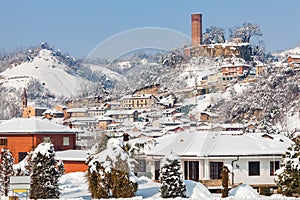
[191,13,202,46]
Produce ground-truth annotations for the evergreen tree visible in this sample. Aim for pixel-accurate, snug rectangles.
[0,148,15,196]
[276,137,300,196]
[28,142,62,199]
[86,156,110,198]
[86,138,137,198]
[160,153,186,198]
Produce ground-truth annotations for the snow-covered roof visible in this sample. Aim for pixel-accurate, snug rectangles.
[65,117,97,122]
[43,108,63,115]
[104,109,137,116]
[56,150,87,161]
[120,94,153,100]
[159,118,182,126]
[146,131,292,157]
[86,106,105,111]
[96,116,114,121]
[200,111,219,117]
[0,118,76,134]
[288,54,300,59]
[66,108,87,113]
[220,63,251,68]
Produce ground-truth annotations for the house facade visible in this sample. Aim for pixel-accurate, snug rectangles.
[0,118,77,162]
[119,94,157,109]
[56,150,88,173]
[220,63,250,81]
[104,110,139,123]
[287,55,300,73]
[142,131,292,189]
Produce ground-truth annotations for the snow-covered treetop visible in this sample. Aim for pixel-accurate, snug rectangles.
[161,151,180,166]
[31,142,55,160]
[88,138,132,174]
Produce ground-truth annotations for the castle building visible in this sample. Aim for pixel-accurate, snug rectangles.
[185,13,252,61]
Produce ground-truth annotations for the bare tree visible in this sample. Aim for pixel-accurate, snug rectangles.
[229,23,262,43]
[203,26,225,44]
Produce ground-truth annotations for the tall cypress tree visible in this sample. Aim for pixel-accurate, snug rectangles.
[28,142,63,199]
[0,148,15,196]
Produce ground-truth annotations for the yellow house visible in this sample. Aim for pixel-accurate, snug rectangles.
[119,94,158,109]
[255,64,266,76]
[22,105,47,118]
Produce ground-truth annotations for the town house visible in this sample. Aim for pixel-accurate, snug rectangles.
[0,118,77,162]
[141,131,291,190]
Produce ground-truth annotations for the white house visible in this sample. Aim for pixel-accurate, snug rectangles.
[143,131,292,189]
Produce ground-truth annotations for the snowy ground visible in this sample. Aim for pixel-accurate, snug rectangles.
[60,172,299,199]
[6,172,299,199]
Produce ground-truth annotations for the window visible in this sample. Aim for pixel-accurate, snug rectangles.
[184,161,199,181]
[63,136,70,146]
[18,152,27,162]
[0,137,7,146]
[137,159,146,172]
[270,161,280,176]
[249,161,260,176]
[210,162,223,179]
[44,136,51,142]
[155,160,160,180]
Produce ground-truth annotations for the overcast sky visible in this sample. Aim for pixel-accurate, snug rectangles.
[0,0,299,58]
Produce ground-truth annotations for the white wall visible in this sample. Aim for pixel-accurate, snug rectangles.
[231,157,281,185]
[146,156,282,186]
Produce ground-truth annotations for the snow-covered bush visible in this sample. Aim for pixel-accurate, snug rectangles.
[86,138,137,198]
[28,142,64,199]
[160,153,186,198]
[276,137,300,196]
[0,148,15,196]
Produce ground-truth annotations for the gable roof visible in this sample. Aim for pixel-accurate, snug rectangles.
[0,118,76,134]
[146,131,292,157]
[288,54,300,59]
[104,109,138,116]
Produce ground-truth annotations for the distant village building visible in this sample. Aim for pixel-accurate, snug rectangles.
[104,110,139,122]
[65,108,87,118]
[21,89,47,118]
[119,94,158,109]
[255,64,267,76]
[133,84,160,96]
[97,116,114,130]
[43,108,64,119]
[200,111,219,122]
[287,54,300,73]
[220,63,250,81]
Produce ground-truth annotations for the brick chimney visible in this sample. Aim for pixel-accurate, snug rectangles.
[191,13,202,46]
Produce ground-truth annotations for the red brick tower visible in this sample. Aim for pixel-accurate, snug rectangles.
[191,13,202,46]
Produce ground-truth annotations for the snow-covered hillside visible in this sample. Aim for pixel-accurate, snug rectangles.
[85,63,128,83]
[213,66,300,133]
[84,52,219,99]
[0,49,89,97]
[273,44,300,58]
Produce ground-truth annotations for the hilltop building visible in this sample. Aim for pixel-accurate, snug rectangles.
[185,13,252,61]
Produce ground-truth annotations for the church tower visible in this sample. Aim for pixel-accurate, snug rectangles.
[22,88,28,117]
